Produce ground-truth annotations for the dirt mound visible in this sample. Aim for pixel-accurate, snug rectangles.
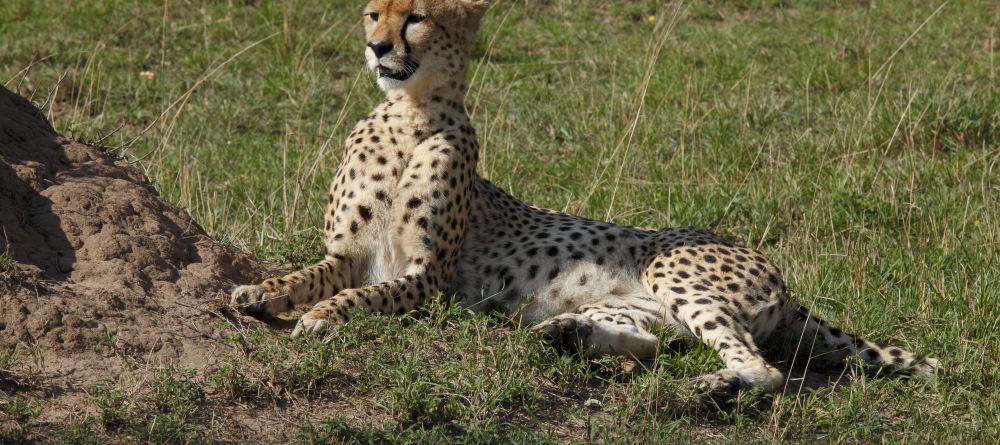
[0,85,259,414]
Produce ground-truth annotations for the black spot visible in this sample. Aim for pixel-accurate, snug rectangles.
[548,267,560,280]
[694,298,711,305]
[358,206,373,221]
[670,287,686,294]
[407,197,423,208]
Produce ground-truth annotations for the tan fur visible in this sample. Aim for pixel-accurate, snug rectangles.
[231,0,937,394]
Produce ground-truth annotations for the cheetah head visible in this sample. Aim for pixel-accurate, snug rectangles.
[363,0,489,93]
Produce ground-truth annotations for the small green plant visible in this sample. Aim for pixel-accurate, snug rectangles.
[0,393,42,442]
[51,422,103,445]
[0,393,42,423]
[0,248,14,273]
[89,384,133,431]
[88,367,206,443]
[296,416,390,445]
[93,324,119,353]
[207,361,258,399]
[0,343,43,388]
[150,368,203,418]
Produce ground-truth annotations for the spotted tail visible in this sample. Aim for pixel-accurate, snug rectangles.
[783,302,938,377]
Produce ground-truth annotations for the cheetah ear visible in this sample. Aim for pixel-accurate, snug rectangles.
[461,0,490,19]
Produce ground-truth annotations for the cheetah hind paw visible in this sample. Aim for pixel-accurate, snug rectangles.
[531,314,594,353]
[690,370,744,398]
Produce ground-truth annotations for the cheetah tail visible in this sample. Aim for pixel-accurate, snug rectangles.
[783,302,939,378]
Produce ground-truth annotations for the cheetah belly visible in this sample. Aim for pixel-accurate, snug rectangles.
[450,242,653,326]
[454,260,646,324]
[513,263,652,325]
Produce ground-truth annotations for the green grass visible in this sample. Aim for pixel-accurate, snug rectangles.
[2,0,999,442]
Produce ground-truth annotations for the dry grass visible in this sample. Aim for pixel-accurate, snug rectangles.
[2,0,998,442]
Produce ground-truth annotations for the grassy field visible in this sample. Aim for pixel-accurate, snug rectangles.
[2,0,999,442]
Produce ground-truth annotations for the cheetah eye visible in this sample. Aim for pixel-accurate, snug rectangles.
[406,13,426,23]
[366,12,379,22]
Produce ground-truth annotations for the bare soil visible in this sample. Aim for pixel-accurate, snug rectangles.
[0,86,263,430]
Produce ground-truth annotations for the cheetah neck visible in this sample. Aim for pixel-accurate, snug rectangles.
[381,82,471,142]
[385,81,467,109]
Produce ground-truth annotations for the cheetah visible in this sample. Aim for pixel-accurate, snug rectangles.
[231,0,938,393]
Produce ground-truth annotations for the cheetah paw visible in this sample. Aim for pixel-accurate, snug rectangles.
[531,314,593,352]
[909,357,941,379]
[230,284,284,316]
[691,370,743,397]
[291,312,331,338]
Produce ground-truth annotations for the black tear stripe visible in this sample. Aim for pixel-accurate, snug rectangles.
[401,23,411,54]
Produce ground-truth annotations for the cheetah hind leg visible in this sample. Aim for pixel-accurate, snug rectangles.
[530,312,659,360]
[677,309,785,396]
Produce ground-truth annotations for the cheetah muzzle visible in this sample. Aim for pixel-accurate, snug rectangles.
[229,0,939,396]
[377,60,419,81]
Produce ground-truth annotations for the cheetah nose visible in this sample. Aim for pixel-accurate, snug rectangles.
[367,40,393,58]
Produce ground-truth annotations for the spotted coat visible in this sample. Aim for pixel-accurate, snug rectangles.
[231,0,938,393]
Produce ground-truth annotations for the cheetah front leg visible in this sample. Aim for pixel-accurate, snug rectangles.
[293,136,474,336]
[230,254,356,316]
[292,274,437,336]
